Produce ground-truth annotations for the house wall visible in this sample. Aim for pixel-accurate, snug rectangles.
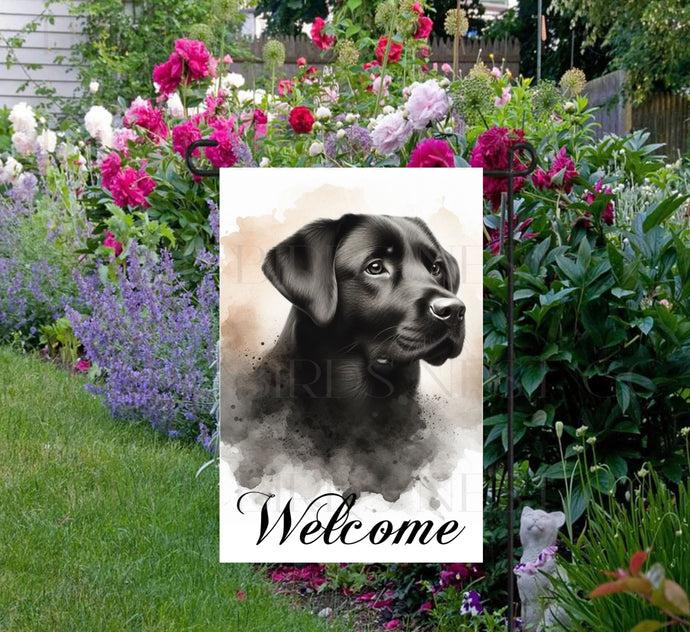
[0,0,83,108]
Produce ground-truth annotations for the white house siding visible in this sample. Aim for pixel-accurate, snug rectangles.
[0,0,83,108]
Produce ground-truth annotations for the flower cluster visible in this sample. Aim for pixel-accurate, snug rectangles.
[67,246,218,438]
[532,147,579,193]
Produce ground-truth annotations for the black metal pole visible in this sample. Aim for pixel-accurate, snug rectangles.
[486,142,537,631]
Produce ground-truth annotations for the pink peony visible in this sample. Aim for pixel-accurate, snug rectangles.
[470,127,526,208]
[582,177,615,225]
[109,165,156,208]
[152,54,184,96]
[100,152,122,190]
[371,111,413,155]
[75,358,91,372]
[175,38,213,82]
[296,56,307,66]
[407,138,455,167]
[103,230,123,257]
[311,17,335,50]
[412,1,423,13]
[532,147,578,193]
[383,621,400,630]
[441,62,452,73]
[172,120,202,158]
[277,79,293,96]
[406,79,450,129]
[124,97,169,143]
[414,15,433,39]
[205,125,239,168]
[111,127,139,154]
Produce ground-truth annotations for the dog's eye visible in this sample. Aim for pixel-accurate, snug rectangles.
[430,262,443,276]
[365,260,386,275]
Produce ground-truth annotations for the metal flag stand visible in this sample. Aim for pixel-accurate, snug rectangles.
[485,141,538,631]
[185,139,539,631]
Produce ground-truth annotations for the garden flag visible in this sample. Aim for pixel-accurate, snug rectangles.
[219,169,483,562]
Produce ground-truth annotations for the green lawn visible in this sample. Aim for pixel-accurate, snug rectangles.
[0,347,344,631]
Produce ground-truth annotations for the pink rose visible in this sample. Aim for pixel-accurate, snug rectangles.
[311,17,334,50]
[103,231,123,257]
[172,120,202,158]
[407,138,455,167]
[296,57,307,66]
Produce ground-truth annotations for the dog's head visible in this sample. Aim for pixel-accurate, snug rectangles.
[262,214,465,367]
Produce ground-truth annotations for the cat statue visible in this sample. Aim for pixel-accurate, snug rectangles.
[515,506,571,631]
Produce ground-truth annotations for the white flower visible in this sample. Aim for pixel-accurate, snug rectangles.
[406,79,450,130]
[336,129,346,140]
[236,89,253,104]
[335,121,343,130]
[576,425,588,437]
[564,101,577,114]
[12,131,37,156]
[89,80,100,94]
[402,82,421,100]
[84,105,113,146]
[36,129,57,153]
[167,93,184,118]
[438,77,450,88]
[315,106,331,121]
[259,157,270,168]
[382,105,395,115]
[9,102,37,134]
[312,121,323,131]
[345,113,356,124]
[371,111,413,155]
[224,72,245,89]
[1,155,23,183]
[39,116,46,125]
[309,141,324,157]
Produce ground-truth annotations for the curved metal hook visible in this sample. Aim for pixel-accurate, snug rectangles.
[185,139,220,177]
[484,141,538,178]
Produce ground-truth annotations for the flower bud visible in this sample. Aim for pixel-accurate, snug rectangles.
[89,80,100,94]
[309,141,324,157]
[555,421,564,439]
[336,129,346,140]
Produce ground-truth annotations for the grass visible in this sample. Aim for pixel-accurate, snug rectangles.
[0,347,346,631]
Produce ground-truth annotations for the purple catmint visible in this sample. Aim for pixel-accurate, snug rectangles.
[67,244,218,440]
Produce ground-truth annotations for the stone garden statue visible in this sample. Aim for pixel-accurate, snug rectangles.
[515,506,571,631]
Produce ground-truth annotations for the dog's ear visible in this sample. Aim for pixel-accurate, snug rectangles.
[440,246,460,294]
[262,216,354,327]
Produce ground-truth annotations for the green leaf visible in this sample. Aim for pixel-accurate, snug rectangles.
[616,381,631,413]
[521,363,548,397]
[642,195,688,232]
[630,620,665,632]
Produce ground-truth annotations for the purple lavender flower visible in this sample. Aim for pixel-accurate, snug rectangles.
[67,244,218,440]
[10,173,38,204]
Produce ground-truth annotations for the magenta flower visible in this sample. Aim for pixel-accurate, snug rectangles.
[407,138,455,168]
[311,17,335,50]
[383,621,400,630]
[75,358,91,372]
[175,39,212,81]
[124,97,168,143]
[109,166,156,208]
[152,54,184,96]
[205,125,239,168]
[580,177,615,226]
[172,120,202,158]
[532,147,578,193]
[103,230,123,257]
[470,127,526,208]
[414,16,433,39]
[100,152,122,190]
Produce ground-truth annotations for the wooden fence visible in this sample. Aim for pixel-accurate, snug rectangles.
[583,70,689,157]
[232,35,520,83]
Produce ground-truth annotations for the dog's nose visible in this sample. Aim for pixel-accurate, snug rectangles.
[429,297,465,322]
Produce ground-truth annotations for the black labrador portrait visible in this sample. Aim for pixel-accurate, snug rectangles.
[229,213,466,501]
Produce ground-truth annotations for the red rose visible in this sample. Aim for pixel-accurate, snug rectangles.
[310,17,335,50]
[289,106,315,134]
[406,138,455,168]
[414,16,433,40]
[375,36,403,64]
